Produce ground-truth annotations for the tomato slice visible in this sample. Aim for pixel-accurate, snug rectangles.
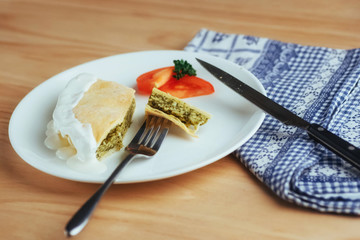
[136,66,215,98]
[159,75,215,98]
[136,67,174,94]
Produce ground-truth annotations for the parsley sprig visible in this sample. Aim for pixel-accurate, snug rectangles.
[173,59,197,80]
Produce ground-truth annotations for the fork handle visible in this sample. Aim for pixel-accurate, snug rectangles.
[65,154,135,237]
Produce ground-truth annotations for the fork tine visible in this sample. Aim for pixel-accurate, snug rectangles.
[144,117,163,146]
[139,115,157,145]
[126,116,154,151]
[128,120,147,145]
[127,116,170,153]
[150,119,171,151]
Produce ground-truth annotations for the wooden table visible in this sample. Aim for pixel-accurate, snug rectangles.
[1,0,360,239]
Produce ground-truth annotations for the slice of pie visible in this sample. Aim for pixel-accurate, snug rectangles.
[145,88,210,137]
[45,73,136,167]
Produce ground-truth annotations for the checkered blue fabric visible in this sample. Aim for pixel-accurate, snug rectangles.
[185,29,360,214]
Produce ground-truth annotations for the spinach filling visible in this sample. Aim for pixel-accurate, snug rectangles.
[148,93,208,127]
[96,99,135,159]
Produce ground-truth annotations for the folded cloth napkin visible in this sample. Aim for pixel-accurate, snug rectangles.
[185,28,360,214]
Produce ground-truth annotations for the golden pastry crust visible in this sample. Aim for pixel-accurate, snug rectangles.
[145,88,211,137]
[73,79,135,144]
[145,105,198,137]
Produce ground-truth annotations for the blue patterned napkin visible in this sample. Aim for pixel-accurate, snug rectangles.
[185,29,360,214]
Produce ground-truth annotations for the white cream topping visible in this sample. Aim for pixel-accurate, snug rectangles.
[44,73,106,174]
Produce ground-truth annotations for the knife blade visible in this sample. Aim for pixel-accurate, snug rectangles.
[196,58,360,169]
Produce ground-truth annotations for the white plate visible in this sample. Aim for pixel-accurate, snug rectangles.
[9,50,266,183]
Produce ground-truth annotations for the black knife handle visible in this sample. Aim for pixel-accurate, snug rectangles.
[307,123,360,169]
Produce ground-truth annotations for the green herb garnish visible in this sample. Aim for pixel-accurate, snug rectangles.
[173,59,197,80]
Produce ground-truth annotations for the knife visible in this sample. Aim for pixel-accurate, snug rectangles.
[196,58,360,169]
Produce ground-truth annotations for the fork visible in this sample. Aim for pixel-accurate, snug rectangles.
[65,115,171,237]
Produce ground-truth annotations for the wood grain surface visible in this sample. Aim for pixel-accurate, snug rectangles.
[1,0,360,239]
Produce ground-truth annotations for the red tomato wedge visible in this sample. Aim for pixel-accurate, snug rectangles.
[159,76,214,98]
[136,66,215,98]
[136,67,174,95]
